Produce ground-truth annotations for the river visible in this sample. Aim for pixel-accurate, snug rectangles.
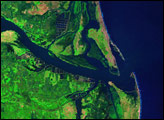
[1,3,138,118]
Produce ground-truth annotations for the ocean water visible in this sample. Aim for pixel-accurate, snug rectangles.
[100,1,163,119]
[1,1,163,118]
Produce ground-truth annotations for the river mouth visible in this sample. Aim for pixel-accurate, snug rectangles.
[1,15,136,93]
[1,10,138,119]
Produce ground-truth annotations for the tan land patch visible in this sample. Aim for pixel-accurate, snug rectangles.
[26,1,60,16]
[1,30,18,43]
[28,3,49,15]
[51,1,60,9]
[13,18,18,23]
[63,103,76,119]
[81,109,87,119]
[26,1,31,3]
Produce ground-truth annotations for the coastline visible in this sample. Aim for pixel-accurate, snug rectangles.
[133,72,142,119]
[94,1,117,68]
[97,1,141,118]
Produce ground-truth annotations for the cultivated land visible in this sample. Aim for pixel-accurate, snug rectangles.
[1,1,140,119]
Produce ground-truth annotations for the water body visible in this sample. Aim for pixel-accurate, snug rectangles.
[100,1,163,119]
[1,5,136,118]
[1,17,135,91]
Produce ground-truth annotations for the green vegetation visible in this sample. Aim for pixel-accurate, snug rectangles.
[58,55,97,70]
[109,81,140,119]
[81,2,89,27]
[88,28,115,68]
[87,1,97,21]
[74,1,81,15]
[73,24,86,56]
[33,1,41,6]
[1,40,92,119]
[1,1,140,119]
[63,1,70,10]
[1,1,68,48]
[87,40,109,68]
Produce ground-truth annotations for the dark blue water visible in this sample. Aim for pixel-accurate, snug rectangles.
[100,1,163,119]
[2,1,160,118]
[1,17,124,119]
